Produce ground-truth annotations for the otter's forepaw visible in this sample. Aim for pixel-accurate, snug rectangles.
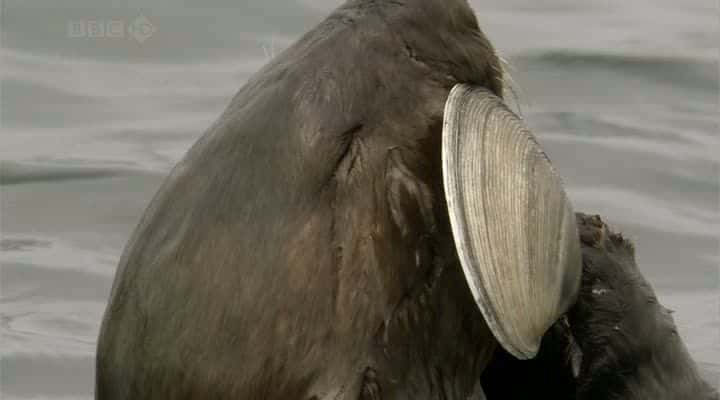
[577,213,606,248]
[576,213,635,257]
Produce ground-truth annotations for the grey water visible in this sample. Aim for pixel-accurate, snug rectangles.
[0,0,717,398]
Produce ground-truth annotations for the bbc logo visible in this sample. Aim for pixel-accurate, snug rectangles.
[67,15,156,43]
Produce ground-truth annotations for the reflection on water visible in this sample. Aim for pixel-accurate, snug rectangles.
[1,0,718,398]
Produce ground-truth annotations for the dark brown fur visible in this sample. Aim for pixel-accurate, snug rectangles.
[96,0,503,399]
[482,214,719,400]
[570,214,717,400]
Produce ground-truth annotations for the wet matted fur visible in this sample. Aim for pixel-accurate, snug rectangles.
[482,213,718,400]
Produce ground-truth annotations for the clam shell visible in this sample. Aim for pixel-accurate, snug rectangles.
[442,84,582,359]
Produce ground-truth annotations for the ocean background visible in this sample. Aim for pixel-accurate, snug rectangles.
[0,0,717,398]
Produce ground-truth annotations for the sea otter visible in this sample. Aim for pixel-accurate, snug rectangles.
[97,0,585,398]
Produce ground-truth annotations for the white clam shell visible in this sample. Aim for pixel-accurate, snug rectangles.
[442,84,582,359]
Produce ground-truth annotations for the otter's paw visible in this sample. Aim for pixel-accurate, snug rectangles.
[570,214,653,354]
[576,213,635,256]
[568,213,717,400]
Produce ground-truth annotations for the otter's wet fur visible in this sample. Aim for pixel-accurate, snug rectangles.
[482,213,718,400]
[96,0,507,399]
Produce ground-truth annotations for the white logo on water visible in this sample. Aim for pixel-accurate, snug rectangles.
[66,14,157,44]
